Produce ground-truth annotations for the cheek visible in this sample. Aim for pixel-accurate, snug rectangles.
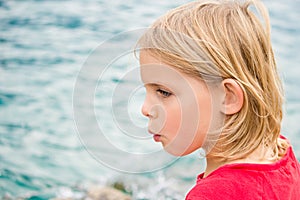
[181,93,213,135]
[166,94,213,155]
[161,101,182,136]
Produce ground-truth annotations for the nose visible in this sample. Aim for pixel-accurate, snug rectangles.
[141,100,151,118]
[141,94,156,118]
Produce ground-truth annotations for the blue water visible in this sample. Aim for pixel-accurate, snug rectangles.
[0,0,299,199]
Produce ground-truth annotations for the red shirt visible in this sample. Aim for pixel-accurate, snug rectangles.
[186,146,300,200]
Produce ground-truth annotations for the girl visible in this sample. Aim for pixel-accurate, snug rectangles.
[137,0,300,199]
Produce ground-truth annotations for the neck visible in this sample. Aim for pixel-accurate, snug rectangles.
[204,145,277,178]
[203,157,224,178]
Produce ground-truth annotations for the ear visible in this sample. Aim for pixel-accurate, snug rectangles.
[221,79,244,115]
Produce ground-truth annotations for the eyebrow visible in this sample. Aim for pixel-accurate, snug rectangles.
[143,83,165,88]
[143,83,174,92]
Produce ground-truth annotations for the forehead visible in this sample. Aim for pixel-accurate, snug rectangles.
[139,51,208,95]
[140,51,187,87]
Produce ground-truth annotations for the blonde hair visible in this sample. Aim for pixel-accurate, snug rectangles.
[137,0,288,161]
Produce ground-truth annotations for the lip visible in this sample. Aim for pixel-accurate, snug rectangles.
[148,130,162,142]
[153,134,161,142]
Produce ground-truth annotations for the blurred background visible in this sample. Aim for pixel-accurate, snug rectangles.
[0,0,299,199]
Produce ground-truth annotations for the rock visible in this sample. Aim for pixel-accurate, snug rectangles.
[87,186,131,200]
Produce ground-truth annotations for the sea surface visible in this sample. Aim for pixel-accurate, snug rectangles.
[0,0,299,199]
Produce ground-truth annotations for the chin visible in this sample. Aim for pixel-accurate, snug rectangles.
[164,146,196,157]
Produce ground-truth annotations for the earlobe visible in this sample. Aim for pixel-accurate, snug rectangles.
[221,79,244,115]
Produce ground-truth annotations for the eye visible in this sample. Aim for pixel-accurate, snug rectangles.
[156,88,172,97]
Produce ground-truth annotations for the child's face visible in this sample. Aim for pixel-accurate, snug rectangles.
[140,51,222,156]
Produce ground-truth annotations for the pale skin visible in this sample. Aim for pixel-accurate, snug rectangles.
[140,51,275,178]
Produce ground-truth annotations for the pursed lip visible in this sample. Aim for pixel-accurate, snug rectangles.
[148,129,162,142]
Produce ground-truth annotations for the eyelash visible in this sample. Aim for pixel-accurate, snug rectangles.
[156,88,172,97]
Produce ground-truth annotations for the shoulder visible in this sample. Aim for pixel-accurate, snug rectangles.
[186,145,300,200]
[185,169,262,200]
[186,165,270,200]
